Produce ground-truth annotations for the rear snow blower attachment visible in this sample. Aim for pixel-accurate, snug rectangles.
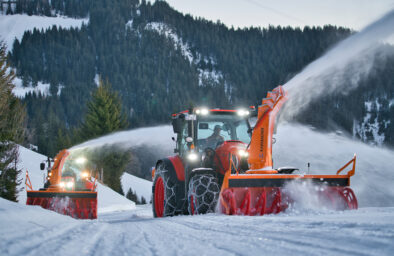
[26,150,97,219]
[219,86,358,215]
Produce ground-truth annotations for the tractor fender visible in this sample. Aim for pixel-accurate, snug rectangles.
[188,168,217,184]
[155,157,187,214]
[156,156,185,182]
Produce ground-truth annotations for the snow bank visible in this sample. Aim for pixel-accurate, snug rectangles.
[96,182,135,214]
[0,14,88,51]
[121,172,152,202]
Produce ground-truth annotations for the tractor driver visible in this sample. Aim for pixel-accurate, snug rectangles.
[206,125,224,148]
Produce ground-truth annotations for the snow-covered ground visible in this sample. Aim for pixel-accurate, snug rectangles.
[2,124,394,255]
[1,197,394,256]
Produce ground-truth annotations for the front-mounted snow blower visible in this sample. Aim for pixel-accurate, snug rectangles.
[25,150,98,219]
[151,85,357,217]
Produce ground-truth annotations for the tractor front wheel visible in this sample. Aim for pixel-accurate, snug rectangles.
[152,164,178,217]
[188,174,220,215]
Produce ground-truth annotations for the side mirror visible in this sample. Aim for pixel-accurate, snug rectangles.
[172,118,183,134]
[40,162,45,170]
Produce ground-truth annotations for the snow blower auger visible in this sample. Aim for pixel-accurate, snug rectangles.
[152,85,357,218]
[219,86,358,215]
[26,150,97,219]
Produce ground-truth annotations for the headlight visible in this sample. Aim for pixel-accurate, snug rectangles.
[187,152,199,161]
[66,181,74,188]
[81,172,89,178]
[238,149,249,157]
[59,182,65,188]
[75,157,87,164]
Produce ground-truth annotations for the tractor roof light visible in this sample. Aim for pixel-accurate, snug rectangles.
[237,109,250,116]
[196,108,209,115]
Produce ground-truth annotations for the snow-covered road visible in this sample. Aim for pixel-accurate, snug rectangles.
[1,198,393,256]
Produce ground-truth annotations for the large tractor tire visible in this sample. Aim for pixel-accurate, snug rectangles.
[188,174,220,215]
[152,163,178,217]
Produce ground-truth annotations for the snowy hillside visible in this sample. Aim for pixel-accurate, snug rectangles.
[0,13,88,98]
[121,172,152,202]
[16,146,135,213]
[0,14,88,51]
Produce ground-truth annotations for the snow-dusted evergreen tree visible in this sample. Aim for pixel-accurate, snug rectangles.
[79,79,129,194]
[0,43,26,201]
[80,78,127,140]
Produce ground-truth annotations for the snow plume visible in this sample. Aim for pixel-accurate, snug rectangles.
[282,180,346,213]
[282,9,394,119]
[273,123,394,207]
[70,125,174,155]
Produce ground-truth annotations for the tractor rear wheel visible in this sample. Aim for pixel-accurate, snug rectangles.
[188,174,220,215]
[152,163,178,217]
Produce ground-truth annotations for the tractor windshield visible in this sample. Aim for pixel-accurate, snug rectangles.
[61,156,90,183]
[196,114,250,150]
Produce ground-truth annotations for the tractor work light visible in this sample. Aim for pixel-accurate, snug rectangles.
[59,182,65,188]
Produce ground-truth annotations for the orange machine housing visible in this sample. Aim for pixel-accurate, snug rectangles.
[219,86,358,215]
[25,150,97,219]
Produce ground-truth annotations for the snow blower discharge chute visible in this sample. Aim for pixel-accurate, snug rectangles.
[151,85,357,217]
[25,150,97,219]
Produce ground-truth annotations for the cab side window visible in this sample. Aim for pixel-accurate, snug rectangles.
[179,124,189,155]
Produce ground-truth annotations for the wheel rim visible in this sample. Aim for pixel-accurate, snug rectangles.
[154,177,165,217]
[190,195,195,215]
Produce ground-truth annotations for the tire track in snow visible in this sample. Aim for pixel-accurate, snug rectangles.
[164,214,389,256]
[2,222,81,256]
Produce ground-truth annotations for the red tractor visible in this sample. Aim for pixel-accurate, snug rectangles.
[152,86,357,217]
[152,108,252,217]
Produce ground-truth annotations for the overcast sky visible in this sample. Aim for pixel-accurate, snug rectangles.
[153,0,394,30]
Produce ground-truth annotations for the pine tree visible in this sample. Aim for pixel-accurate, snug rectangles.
[0,43,26,202]
[80,78,128,141]
[126,187,138,203]
[140,196,147,205]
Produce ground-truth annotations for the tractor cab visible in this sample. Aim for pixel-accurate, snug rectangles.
[171,108,254,176]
